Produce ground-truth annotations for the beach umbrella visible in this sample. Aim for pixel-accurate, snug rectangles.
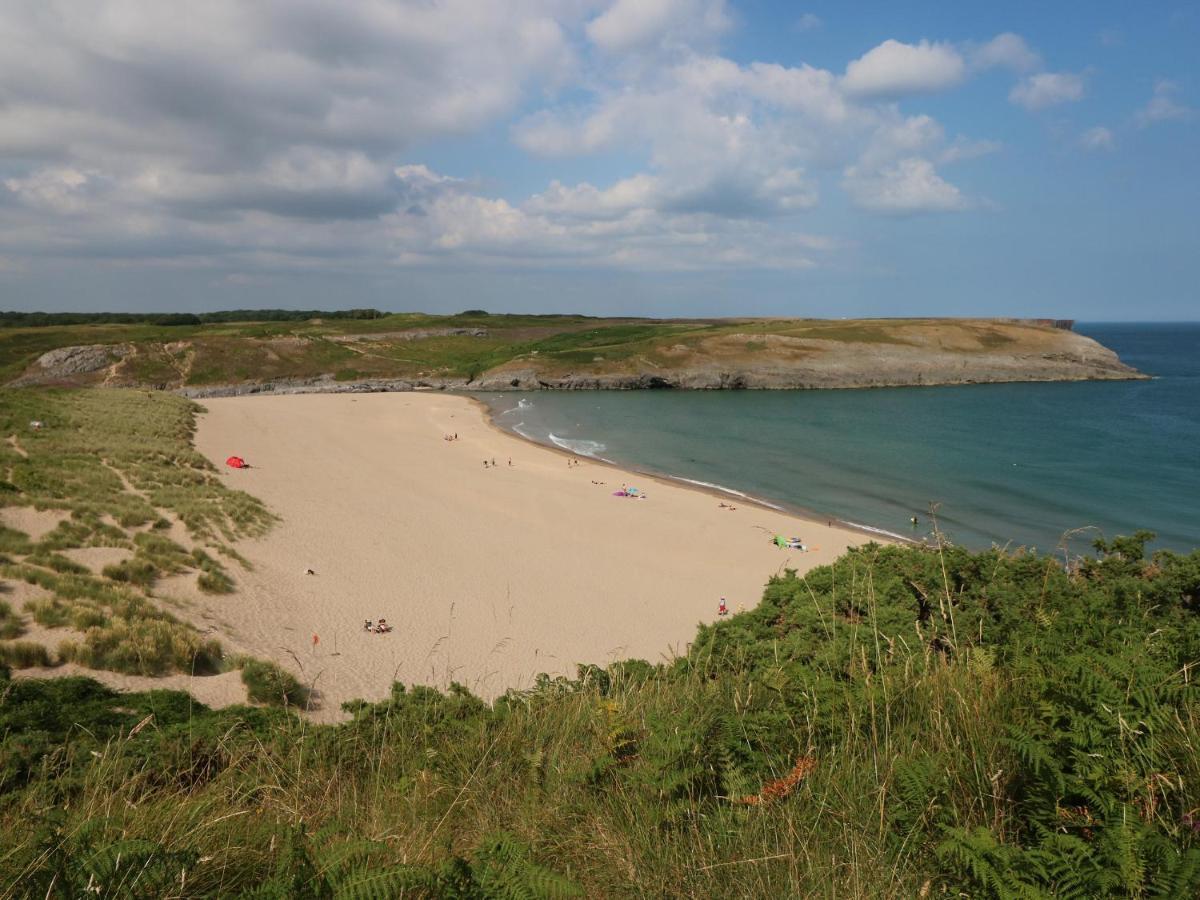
[225,456,247,469]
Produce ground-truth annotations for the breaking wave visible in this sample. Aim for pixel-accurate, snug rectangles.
[548,433,607,457]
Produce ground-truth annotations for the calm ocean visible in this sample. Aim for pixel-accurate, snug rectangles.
[479,323,1200,553]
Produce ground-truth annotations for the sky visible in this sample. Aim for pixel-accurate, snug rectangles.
[0,1,1196,319]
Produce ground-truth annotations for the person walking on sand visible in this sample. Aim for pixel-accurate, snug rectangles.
[718,598,729,617]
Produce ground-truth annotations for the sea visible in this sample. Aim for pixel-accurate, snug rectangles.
[478,323,1200,554]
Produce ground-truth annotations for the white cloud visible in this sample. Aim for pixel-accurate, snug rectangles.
[842,39,966,98]
[939,137,1002,164]
[843,157,969,214]
[1080,126,1115,151]
[1137,80,1194,126]
[0,7,1062,281]
[586,0,730,53]
[1009,72,1086,110]
[387,164,829,270]
[971,33,1040,73]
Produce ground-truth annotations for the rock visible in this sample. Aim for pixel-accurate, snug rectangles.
[8,343,132,386]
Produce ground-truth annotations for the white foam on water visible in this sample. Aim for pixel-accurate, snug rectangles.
[512,422,535,440]
[844,521,911,542]
[548,433,607,457]
[665,475,786,511]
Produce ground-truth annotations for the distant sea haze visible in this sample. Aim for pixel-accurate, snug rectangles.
[481,323,1200,554]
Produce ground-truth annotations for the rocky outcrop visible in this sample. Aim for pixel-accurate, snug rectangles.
[8,343,132,386]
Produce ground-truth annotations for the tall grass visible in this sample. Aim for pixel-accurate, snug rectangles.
[0,388,276,678]
[0,598,23,638]
[0,639,53,667]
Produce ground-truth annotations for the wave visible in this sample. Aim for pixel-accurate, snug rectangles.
[665,475,785,511]
[548,433,607,457]
[512,422,535,440]
[496,400,535,417]
[844,521,912,542]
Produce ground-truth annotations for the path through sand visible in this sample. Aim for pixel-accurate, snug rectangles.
[192,392,879,720]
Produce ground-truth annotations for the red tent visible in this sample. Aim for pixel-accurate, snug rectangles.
[225,456,248,469]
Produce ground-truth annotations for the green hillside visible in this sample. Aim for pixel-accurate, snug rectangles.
[1,312,1141,391]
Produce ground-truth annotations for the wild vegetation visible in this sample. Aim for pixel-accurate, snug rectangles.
[1,530,1197,897]
[1,311,1127,390]
[0,389,274,679]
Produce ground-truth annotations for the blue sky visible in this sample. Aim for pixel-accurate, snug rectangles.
[0,0,1195,318]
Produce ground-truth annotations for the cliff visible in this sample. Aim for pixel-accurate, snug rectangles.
[5,315,1146,395]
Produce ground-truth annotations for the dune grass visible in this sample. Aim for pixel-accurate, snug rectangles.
[235,656,311,708]
[0,388,276,679]
[0,639,54,667]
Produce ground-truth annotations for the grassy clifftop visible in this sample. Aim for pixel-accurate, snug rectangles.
[2,313,1144,392]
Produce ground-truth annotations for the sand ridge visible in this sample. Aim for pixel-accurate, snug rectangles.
[191,392,880,720]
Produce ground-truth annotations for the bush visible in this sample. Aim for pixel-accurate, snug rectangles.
[238,658,309,708]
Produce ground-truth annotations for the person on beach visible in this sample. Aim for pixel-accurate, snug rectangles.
[911,516,919,528]
[718,598,729,616]
[364,619,373,631]
[483,460,488,468]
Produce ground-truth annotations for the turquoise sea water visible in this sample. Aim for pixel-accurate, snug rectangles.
[479,324,1200,553]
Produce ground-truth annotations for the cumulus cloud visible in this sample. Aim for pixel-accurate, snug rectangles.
[1009,72,1086,110]
[971,33,1040,73]
[586,0,730,53]
[1137,80,1194,126]
[843,158,969,214]
[842,39,967,98]
[1080,126,1115,151]
[386,164,829,270]
[0,5,1067,283]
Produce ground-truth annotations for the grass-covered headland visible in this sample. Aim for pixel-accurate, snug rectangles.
[0,388,1197,897]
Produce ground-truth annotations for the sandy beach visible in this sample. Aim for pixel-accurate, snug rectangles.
[187,392,880,719]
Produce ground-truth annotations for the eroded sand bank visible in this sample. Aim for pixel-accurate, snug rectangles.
[191,392,881,720]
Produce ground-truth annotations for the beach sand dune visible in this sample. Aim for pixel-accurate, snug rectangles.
[192,392,876,720]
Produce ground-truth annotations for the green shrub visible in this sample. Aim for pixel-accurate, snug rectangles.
[238,658,309,707]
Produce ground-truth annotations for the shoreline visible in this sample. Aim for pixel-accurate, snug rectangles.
[469,393,919,547]
[183,391,883,719]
